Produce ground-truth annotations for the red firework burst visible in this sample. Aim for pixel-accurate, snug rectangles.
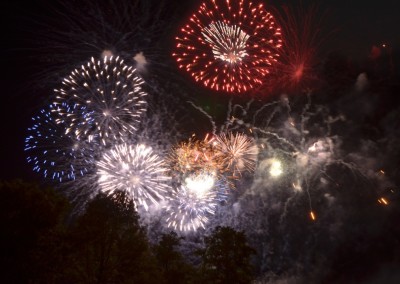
[173,0,283,93]
[266,4,329,93]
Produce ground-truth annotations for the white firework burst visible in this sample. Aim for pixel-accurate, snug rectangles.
[202,21,250,64]
[96,144,170,211]
[165,171,228,232]
[53,56,147,146]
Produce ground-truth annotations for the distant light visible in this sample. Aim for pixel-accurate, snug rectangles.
[185,172,215,198]
[270,160,283,177]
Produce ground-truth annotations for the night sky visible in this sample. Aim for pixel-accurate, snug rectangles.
[1,0,400,282]
[1,0,400,180]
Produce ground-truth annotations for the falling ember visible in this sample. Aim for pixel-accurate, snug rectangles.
[310,211,316,221]
[378,197,388,205]
[379,169,385,175]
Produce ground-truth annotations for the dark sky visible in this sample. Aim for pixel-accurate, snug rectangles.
[319,0,400,57]
[1,0,399,180]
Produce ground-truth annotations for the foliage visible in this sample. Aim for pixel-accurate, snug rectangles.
[61,191,163,283]
[199,226,256,284]
[0,179,69,282]
[154,231,198,284]
[0,180,259,283]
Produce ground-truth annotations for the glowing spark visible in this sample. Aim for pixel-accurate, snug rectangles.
[378,197,388,205]
[292,181,302,191]
[184,172,216,198]
[270,159,283,177]
[133,51,147,71]
[310,211,316,221]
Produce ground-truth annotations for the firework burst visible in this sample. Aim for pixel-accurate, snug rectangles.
[53,56,147,146]
[96,143,170,211]
[266,4,328,92]
[168,135,224,176]
[214,132,259,177]
[173,0,282,93]
[165,134,232,232]
[25,104,96,182]
[165,170,228,232]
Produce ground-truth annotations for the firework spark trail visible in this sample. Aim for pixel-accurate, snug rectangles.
[187,101,217,134]
[223,99,255,132]
[25,104,96,182]
[53,56,147,146]
[96,143,170,211]
[173,0,283,93]
[279,192,299,225]
[252,101,281,127]
[131,94,194,154]
[59,173,100,215]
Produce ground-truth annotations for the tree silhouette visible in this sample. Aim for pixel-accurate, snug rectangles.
[199,226,256,284]
[0,179,69,283]
[65,191,163,283]
[154,231,197,284]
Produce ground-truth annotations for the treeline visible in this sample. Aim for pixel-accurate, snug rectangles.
[0,180,255,283]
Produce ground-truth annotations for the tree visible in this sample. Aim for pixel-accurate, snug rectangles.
[154,231,197,284]
[199,226,256,284]
[0,179,69,283]
[65,191,163,283]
